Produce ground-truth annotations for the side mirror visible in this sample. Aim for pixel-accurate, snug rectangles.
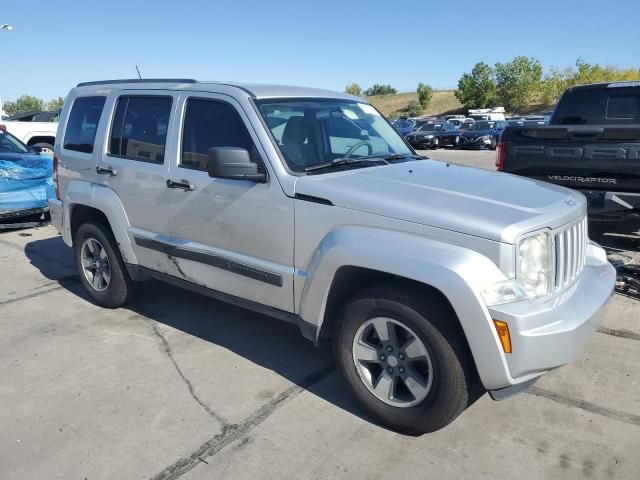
[30,145,43,154]
[207,147,266,183]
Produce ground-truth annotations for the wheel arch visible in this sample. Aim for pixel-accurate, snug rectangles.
[64,181,138,265]
[297,226,514,390]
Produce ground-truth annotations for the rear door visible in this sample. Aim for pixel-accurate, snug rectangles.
[96,91,178,271]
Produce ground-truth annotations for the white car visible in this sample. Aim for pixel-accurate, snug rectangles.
[0,116,58,154]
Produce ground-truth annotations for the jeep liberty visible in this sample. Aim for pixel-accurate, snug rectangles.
[48,79,615,434]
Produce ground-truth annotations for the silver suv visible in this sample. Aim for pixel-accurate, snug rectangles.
[49,79,615,434]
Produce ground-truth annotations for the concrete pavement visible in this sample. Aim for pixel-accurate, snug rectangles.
[1,152,638,479]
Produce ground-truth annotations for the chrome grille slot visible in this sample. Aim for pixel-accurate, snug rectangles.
[553,216,588,291]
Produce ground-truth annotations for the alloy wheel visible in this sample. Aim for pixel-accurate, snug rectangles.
[80,238,111,292]
[352,317,433,407]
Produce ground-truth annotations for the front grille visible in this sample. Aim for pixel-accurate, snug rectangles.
[553,216,588,291]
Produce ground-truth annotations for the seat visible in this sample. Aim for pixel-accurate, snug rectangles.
[281,116,318,170]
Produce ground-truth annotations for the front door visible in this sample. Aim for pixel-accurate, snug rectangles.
[165,93,295,312]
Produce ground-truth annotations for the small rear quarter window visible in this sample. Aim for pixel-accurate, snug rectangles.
[63,96,106,153]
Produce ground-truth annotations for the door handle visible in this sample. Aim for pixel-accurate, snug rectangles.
[96,165,118,176]
[166,179,195,191]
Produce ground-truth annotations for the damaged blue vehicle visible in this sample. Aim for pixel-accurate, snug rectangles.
[0,129,54,221]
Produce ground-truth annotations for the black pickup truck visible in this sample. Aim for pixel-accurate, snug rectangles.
[497,82,640,220]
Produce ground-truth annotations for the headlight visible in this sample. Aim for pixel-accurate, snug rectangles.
[425,134,434,139]
[517,232,551,298]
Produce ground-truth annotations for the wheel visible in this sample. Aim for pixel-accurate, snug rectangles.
[334,284,477,435]
[431,137,439,149]
[74,221,138,308]
[32,142,54,155]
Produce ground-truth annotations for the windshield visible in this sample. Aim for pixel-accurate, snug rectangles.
[257,99,412,173]
[0,130,30,154]
[468,121,494,130]
[418,123,442,132]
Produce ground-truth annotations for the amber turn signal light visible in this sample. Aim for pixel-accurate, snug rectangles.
[493,320,512,354]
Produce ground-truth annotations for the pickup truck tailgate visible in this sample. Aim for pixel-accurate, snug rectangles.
[504,126,640,193]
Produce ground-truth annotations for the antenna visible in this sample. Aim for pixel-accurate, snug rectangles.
[135,65,142,79]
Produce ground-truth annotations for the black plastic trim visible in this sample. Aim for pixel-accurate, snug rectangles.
[77,79,197,87]
[294,193,334,206]
[489,376,539,401]
[133,236,283,287]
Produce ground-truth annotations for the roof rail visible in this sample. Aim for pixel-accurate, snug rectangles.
[76,79,198,87]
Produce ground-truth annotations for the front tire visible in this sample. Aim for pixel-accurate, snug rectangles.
[334,284,477,435]
[74,221,138,308]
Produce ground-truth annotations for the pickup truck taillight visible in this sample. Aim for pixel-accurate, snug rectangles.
[53,156,61,200]
[495,141,505,171]
[0,124,6,132]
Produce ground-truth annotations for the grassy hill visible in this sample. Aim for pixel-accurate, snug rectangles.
[366,90,463,118]
[366,89,555,118]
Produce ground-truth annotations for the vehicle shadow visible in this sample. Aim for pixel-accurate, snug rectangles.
[23,235,389,430]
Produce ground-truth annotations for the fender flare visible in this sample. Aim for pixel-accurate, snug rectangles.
[297,226,515,390]
[63,180,139,265]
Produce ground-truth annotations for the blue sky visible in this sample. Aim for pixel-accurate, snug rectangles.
[1,0,638,101]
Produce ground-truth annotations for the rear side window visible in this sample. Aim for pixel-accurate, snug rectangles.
[552,87,640,125]
[63,96,106,153]
[180,98,262,172]
[109,96,172,164]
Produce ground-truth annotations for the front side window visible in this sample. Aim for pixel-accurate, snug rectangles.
[63,96,106,153]
[180,98,262,172]
[257,99,412,173]
[109,96,172,163]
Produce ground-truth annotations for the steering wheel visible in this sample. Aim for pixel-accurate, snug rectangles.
[343,140,373,158]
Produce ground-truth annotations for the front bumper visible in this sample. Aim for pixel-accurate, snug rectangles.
[460,136,492,148]
[407,137,434,148]
[488,243,615,382]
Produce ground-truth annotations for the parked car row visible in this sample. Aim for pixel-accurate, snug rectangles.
[395,118,509,150]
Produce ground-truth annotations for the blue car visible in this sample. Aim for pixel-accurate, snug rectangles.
[392,119,413,136]
[0,129,54,220]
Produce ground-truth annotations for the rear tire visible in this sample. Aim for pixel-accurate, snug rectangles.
[73,221,138,308]
[32,142,54,154]
[334,284,477,435]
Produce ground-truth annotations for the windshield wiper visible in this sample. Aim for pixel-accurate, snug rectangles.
[381,153,424,161]
[304,157,389,173]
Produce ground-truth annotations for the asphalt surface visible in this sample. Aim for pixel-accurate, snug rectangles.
[1,149,639,480]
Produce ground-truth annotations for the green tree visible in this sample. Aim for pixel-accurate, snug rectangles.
[46,96,66,112]
[494,56,543,111]
[416,83,433,110]
[406,100,423,117]
[364,84,397,96]
[345,83,362,96]
[541,66,574,104]
[3,94,45,116]
[455,62,497,109]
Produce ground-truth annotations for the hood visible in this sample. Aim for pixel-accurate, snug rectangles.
[294,160,585,244]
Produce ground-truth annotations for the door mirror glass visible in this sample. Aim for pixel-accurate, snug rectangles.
[207,147,266,182]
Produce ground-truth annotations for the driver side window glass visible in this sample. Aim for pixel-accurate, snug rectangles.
[180,98,263,172]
